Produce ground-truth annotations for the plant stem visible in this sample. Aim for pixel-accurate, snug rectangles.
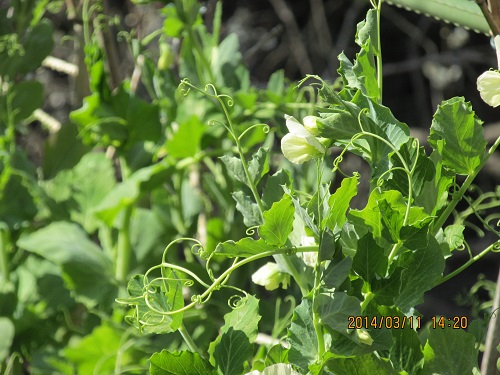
[178,323,204,357]
[312,261,325,359]
[374,0,383,101]
[434,240,500,286]
[431,136,500,236]
[0,228,9,283]
[481,266,500,375]
[115,205,133,285]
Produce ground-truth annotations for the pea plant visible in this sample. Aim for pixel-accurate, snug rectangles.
[1,0,500,374]
[117,2,500,375]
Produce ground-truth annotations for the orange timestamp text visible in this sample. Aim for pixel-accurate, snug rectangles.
[348,315,421,330]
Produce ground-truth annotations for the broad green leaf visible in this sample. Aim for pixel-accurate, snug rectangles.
[0,21,54,78]
[429,97,486,175]
[352,233,387,282]
[65,324,128,374]
[210,295,261,374]
[17,222,116,308]
[315,292,361,335]
[371,268,403,306]
[324,175,359,232]
[378,306,423,375]
[356,9,379,53]
[421,326,477,375]
[42,123,91,179]
[118,274,183,334]
[307,184,331,225]
[266,70,285,103]
[220,295,261,341]
[262,169,291,209]
[322,255,352,289]
[265,345,288,366]
[167,115,205,158]
[69,152,115,232]
[71,85,162,149]
[288,298,318,372]
[215,238,275,258]
[259,195,294,247]
[318,229,336,261]
[414,151,453,215]
[150,350,217,375]
[0,172,37,228]
[220,155,247,185]
[212,33,248,90]
[0,81,43,128]
[94,162,173,226]
[325,353,399,374]
[0,318,14,362]
[214,328,253,375]
[394,236,445,312]
[232,191,262,227]
[317,110,362,141]
[383,142,435,198]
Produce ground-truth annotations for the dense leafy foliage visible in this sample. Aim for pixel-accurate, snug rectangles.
[0,0,499,374]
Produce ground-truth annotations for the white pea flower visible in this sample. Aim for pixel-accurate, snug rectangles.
[477,35,500,107]
[251,262,290,290]
[299,236,318,267]
[281,115,326,164]
[356,329,374,345]
[245,364,301,375]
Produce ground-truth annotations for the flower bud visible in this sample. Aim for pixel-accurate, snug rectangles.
[477,70,500,107]
[303,116,321,136]
[251,262,290,290]
[281,115,326,164]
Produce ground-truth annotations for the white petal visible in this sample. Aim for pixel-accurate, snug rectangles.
[284,114,311,138]
[477,70,500,107]
[261,364,301,375]
[494,35,500,68]
[281,133,318,164]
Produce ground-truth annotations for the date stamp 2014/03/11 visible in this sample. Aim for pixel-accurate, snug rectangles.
[348,315,469,330]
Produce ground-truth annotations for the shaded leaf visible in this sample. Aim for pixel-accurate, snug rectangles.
[150,350,217,375]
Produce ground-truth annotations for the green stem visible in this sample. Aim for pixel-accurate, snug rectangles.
[435,240,500,286]
[115,205,133,285]
[178,323,204,357]
[431,136,500,236]
[375,0,383,101]
[0,228,9,283]
[312,260,325,359]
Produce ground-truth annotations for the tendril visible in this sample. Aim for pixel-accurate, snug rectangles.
[492,241,500,252]
[238,123,270,141]
[246,226,260,236]
[228,293,248,309]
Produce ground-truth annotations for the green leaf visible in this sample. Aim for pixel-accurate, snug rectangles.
[220,155,247,185]
[315,292,361,335]
[213,328,253,375]
[65,324,130,374]
[421,326,477,375]
[69,152,115,232]
[265,345,288,366]
[0,172,37,228]
[324,175,359,232]
[220,295,261,341]
[0,81,43,128]
[150,350,217,375]
[444,224,465,251]
[216,237,275,258]
[17,222,116,308]
[232,191,262,227]
[288,298,318,372]
[118,274,183,334]
[248,147,270,186]
[209,295,261,374]
[167,115,205,158]
[352,233,387,282]
[0,21,54,78]
[378,306,423,375]
[94,162,173,226]
[262,169,291,209]
[259,195,294,247]
[284,186,320,237]
[42,123,91,179]
[394,236,445,312]
[429,97,486,175]
[322,255,352,289]
[0,318,14,362]
[325,353,399,375]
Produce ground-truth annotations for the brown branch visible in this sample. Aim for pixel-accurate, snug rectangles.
[476,0,500,35]
[268,0,314,76]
